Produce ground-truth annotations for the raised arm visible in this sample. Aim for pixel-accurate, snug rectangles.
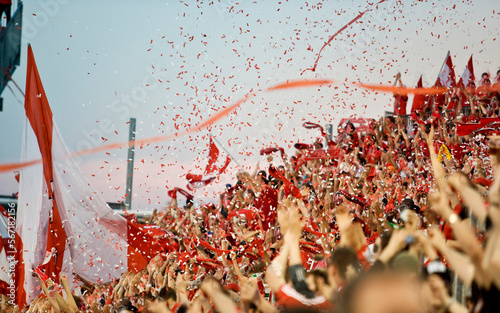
[428,228,475,286]
[265,205,291,292]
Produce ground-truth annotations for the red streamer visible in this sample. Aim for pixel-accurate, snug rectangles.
[303,0,388,73]
[355,83,448,95]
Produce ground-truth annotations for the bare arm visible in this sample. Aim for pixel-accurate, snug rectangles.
[60,275,79,313]
[265,206,291,292]
[447,172,488,223]
[36,276,61,313]
[428,228,475,286]
[200,278,237,313]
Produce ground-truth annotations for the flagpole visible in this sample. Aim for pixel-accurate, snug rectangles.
[208,132,241,167]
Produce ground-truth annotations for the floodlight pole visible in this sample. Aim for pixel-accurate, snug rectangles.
[125,118,136,210]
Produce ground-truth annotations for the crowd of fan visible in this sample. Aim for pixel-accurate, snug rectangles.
[13,74,500,313]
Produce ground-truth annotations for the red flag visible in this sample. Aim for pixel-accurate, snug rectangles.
[432,52,456,111]
[411,75,427,113]
[457,55,475,88]
[186,136,232,191]
[24,44,67,288]
[24,45,55,198]
[455,55,476,110]
[204,136,231,175]
[205,136,220,174]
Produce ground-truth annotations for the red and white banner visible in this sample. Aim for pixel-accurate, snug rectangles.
[15,46,162,307]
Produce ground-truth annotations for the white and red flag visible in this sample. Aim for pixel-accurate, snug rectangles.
[430,51,456,112]
[205,135,231,176]
[435,51,457,88]
[457,55,475,88]
[205,136,220,175]
[14,46,163,307]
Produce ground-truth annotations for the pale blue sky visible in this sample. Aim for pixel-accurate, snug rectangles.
[1,0,499,210]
